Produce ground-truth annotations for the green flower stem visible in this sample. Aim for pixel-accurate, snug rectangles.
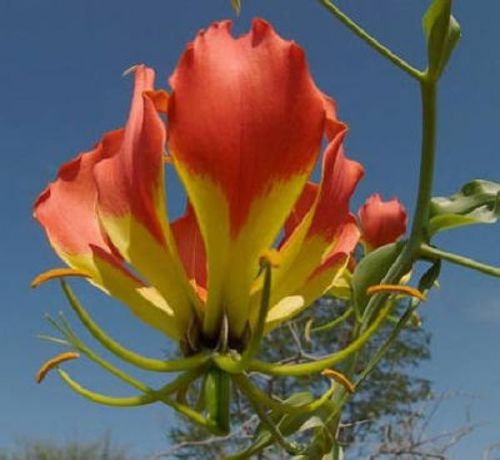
[204,367,231,435]
[61,281,210,372]
[315,385,349,434]
[317,0,424,81]
[341,320,362,382]
[54,314,224,434]
[241,260,272,364]
[311,306,354,333]
[246,297,395,377]
[52,312,211,397]
[232,373,335,415]
[212,352,243,374]
[70,333,154,391]
[50,313,155,392]
[356,299,420,387]
[57,367,201,407]
[405,80,438,255]
[57,369,222,433]
[420,243,500,278]
[57,369,156,407]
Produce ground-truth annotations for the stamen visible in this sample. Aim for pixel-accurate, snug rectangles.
[186,317,200,353]
[36,351,80,383]
[31,268,89,288]
[216,313,229,353]
[259,249,281,268]
[366,284,426,302]
[322,368,356,393]
[303,317,314,344]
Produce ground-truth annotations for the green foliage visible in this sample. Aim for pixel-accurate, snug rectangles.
[351,242,403,318]
[428,179,500,235]
[0,436,132,460]
[227,392,315,459]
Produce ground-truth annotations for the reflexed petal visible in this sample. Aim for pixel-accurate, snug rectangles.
[269,132,364,308]
[358,194,407,250]
[34,149,113,261]
[93,65,199,332]
[281,183,318,244]
[297,253,349,312]
[307,146,364,240]
[168,19,328,338]
[33,144,180,339]
[265,216,359,331]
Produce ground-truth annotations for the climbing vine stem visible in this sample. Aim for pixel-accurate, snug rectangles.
[362,78,437,329]
[317,0,424,80]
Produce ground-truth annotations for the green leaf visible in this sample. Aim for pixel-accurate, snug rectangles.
[352,242,404,317]
[418,259,442,292]
[428,179,500,235]
[293,418,344,460]
[332,443,344,460]
[264,393,315,435]
[231,0,241,15]
[423,0,461,79]
[292,417,336,459]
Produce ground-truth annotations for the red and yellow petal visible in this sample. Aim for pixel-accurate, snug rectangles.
[264,216,359,331]
[34,148,113,259]
[306,145,364,241]
[90,247,181,339]
[281,183,318,244]
[168,19,328,339]
[33,142,180,339]
[269,130,364,309]
[93,65,199,331]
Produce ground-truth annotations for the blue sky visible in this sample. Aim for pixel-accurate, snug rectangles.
[1,0,499,458]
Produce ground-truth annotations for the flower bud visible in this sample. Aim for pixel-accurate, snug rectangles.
[358,194,407,251]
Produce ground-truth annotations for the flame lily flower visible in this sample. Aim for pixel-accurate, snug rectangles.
[358,194,407,251]
[34,19,364,353]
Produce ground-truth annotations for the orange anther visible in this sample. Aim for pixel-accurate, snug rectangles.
[36,352,80,383]
[31,268,89,288]
[259,249,281,268]
[322,368,356,393]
